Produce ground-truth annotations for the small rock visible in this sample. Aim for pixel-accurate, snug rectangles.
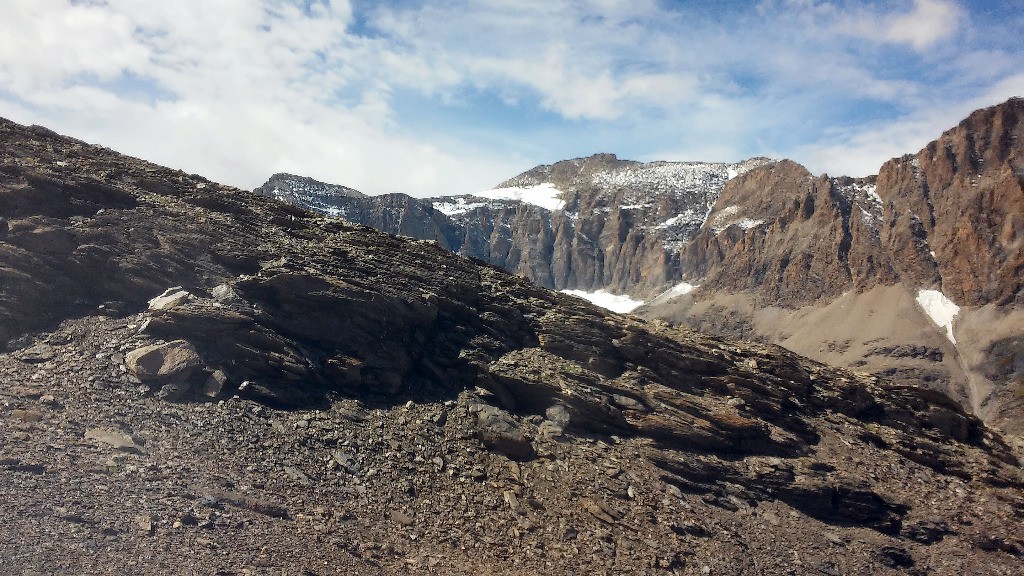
[126,340,201,387]
[12,409,44,423]
[390,510,415,526]
[135,514,154,534]
[432,410,448,427]
[147,287,191,311]
[471,404,535,459]
[201,370,227,399]
[85,428,145,454]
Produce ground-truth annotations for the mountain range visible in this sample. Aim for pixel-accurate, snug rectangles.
[256,98,1024,447]
[0,102,1021,573]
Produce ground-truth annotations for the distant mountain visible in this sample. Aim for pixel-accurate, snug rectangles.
[256,98,1024,445]
[255,172,366,216]
[255,155,772,295]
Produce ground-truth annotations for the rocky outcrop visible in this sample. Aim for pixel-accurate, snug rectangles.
[3,117,1023,573]
[876,98,1024,306]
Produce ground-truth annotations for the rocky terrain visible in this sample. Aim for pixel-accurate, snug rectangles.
[2,117,1024,574]
[259,99,1024,445]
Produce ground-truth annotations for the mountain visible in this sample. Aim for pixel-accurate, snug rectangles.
[255,155,772,295]
[258,98,1024,446]
[3,118,1023,573]
[255,172,366,215]
[652,98,1024,442]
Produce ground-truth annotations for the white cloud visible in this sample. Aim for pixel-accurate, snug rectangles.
[836,0,965,51]
[0,0,1018,196]
[797,72,1024,177]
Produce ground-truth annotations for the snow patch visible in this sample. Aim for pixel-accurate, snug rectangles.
[865,185,882,205]
[709,205,764,233]
[561,289,644,314]
[915,289,960,344]
[649,281,699,306]
[473,182,566,211]
[432,197,487,216]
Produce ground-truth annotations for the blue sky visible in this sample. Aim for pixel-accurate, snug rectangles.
[1,0,1021,196]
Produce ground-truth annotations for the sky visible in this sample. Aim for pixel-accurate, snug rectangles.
[0,0,1022,197]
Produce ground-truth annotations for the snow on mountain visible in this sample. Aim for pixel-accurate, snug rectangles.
[561,289,645,313]
[708,205,765,234]
[648,281,700,306]
[916,289,960,344]
[472,182,566,211]
[254,173,365,216]
[432,197,488,217]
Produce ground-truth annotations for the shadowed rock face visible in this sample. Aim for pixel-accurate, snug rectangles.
[2,117,1024,574]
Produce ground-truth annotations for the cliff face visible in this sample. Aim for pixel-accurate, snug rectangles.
[680,98,1023,307]
[3,116,1024,575]
[680,161,899,306]
[876,99,1024,306]
[646,98,1024,439]
[256,156,771,294]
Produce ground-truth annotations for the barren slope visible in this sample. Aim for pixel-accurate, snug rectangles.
[1,119,1023,574]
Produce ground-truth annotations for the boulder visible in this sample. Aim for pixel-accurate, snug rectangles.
[126,340,201,385]
[470,404,535,459]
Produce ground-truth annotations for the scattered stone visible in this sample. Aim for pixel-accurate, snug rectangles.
[11,409,44,423]
[470,404,535,459]
[201,370,227,399]
[135,514,154,534]
[390,510,415,527]
[582,498,620,524]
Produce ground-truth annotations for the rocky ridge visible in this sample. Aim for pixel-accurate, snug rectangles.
[255,100,1023,443]
[2,118,1024,573]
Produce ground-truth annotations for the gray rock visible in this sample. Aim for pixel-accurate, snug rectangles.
[147,287,191,311]
[470,404,535,459]
[84,428,145,454]
[126,340,201,385]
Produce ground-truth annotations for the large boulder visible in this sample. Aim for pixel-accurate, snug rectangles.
[126,339,202,386]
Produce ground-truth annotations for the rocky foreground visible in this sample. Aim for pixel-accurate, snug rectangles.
[2,119,1024,574]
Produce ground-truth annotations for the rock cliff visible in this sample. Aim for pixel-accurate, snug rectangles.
[3,118,1023,574]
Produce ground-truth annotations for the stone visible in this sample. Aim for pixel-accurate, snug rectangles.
[147,287,191,311]
[201,370,227,399]
[84,428,145,453]
[12,409,44,423]
[390,510,414,526]
[470,404,535,459]
[135,515,154,534]
[126,340,201,385]
[16,344,55,363]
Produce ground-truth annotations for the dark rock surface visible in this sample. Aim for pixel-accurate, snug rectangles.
[2,117,1024,574]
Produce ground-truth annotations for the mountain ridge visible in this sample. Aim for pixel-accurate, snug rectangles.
[2,113,1023,574]
[254,98,1024,444]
